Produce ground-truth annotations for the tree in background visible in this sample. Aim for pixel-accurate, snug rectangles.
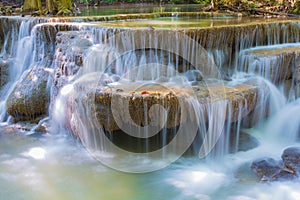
[209,0,300,14]
[23,0,43,13]
[23,0,72,15]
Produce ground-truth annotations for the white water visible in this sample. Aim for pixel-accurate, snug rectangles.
[1,16,300,199]
[236,43,300,84]
[0,18,36,121]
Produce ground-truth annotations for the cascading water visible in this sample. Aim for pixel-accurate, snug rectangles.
[1,14,300,199]
[264,98,300,145]
[0,17,38,121]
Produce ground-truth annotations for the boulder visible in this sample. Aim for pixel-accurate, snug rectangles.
[251,158,295,182]
[6,65,50,122]
[282,147,300,175]
[251,146,300,182]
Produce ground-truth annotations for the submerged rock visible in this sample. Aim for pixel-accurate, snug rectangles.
[6,65,50,122]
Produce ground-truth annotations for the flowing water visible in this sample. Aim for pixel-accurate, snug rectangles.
[1,14,300,199]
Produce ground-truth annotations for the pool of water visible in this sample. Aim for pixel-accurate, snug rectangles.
[78,4,205,16]
[1,123,300,200]
[91,16,294,29]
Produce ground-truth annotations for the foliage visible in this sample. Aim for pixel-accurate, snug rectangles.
[22,0,72,15]
[294,0,300,13]
[192,0,210,4]
[249,3,259,8]
[23,0,42,12]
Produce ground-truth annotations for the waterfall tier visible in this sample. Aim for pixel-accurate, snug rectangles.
[67,81,258,132]
[0,15,299,159]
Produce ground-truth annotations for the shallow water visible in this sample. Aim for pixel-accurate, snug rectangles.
[78,4,204,16]
[92,16,290,29]
[1,122,300,200]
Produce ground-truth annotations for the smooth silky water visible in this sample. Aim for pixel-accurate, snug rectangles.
[1,14,300,200]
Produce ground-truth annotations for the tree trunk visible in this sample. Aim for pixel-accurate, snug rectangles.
[23,0,42,12]
[211,0,218,11]
[56,0,73,15]
[47,0,57,14]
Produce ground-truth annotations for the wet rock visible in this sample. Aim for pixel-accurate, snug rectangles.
[294,56,300,83]
[67,79,260,132]
[251,147,300,182]
[6,65,50,122]
[282,147,300,175]
[273,170,296,181]
[229,129,259,153]
[0,59,12,87]
[251,158,295,182]
[53,31,93,95]
[237,132,259,152]
[238,45,298,84]
[184,70,203,82]
[155,76,169,83]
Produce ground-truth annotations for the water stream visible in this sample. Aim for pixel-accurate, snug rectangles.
[1,14,300,199]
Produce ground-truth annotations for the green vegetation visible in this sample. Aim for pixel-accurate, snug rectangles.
[22,0,72,15]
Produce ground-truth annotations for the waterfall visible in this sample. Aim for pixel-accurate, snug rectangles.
[53,25,292,171]
[264,98,300,146]
[236,43,300,83]
[0,17,38,121]
[1,15,300,172]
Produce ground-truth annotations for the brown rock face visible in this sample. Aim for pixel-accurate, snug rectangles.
[6,64,50,122]
[67,79,260,132]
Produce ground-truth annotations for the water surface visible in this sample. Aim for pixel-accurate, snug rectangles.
[79,4,204,16]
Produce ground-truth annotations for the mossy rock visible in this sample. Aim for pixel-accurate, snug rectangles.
[6,64,50,122]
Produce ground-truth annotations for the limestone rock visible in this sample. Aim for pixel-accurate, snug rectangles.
[53,31,93,95]
[6,65,50,122]
[67,78,260,132]
[238,45,298,84]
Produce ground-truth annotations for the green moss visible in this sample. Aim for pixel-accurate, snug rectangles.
[249,3,259,8]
